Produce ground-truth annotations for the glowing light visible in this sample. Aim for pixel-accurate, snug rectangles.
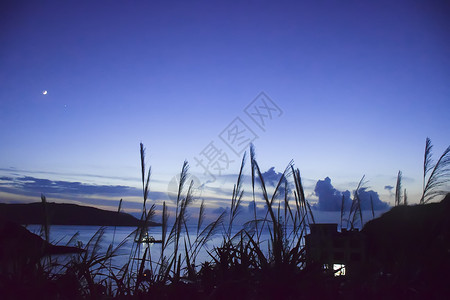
[333,264,346,276]
[42,90,48,95]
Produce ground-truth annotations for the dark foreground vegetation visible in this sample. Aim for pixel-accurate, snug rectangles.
[0,139,449,299]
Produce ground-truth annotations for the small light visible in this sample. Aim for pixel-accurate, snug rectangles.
[42,90,48,95]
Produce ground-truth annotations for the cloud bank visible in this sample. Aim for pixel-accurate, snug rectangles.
[0,176,141,197]
[260,167,284,187]
[313,177,352,211]
[0,176,169,203]
[313,177,389,211]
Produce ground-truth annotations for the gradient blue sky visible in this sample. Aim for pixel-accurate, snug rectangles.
[1,0,449,217]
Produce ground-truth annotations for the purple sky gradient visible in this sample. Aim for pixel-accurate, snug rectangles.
[1,0,449,216]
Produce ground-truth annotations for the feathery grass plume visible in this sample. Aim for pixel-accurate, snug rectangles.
[160,160,193,282]
[227,151,246,237]
[161,201,169,245]
[140,143,147,199]
[422,137,433,202]
[129,143,155,284]
[40,193,50,243]
[157,201,169,280]
[403,188,408,205]
[395,171,402,206]
[174,253,182,283]
[67,227,111,297]
[111,198,122,247]
[251,157,277,236]
[138,204,156,276]
[292,168,307,224]
[177,161,189,207]
[109,260,132,297]
[346,197,356,228]
[287,166,313,268]
[167,161,190,257]
[38,194,52,277]
[285,186,305,249]
[181,180,196,256]
[183,209,226,280]
[340,194,345,229]
[108,198,123,287]
[134,247,148,294]
[197,199,205,236]
[370,194,375,219]
[268,162,294,260]
[271,160,293,203]
[251,153,297,267]
[250,144,258,235]
[244,230,268,268]
[250,149,272,242]
[102,234,131,293]
[140,143,152,217]
[66,231,80,247]
[189,210,226,264]
[349,175,365,229]
[292,167,315,225]
[135,143,152,272]
[283,178,293,241]
[291,188,302,230]
[420,138,450,203]
[183,239,195,280]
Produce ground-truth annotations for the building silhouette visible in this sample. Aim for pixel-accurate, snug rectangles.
[305,223,365,276]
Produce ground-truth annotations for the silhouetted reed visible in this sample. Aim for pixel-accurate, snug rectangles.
[420,137,450,203]
[3,138,449,299]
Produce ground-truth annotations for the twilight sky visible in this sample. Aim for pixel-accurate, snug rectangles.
[1,0,449,219]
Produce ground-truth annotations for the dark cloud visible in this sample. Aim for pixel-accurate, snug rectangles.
[0,176,172,216]
[200,201,269,226]
[258,167,291,200]
[313,177,389,211]
[260,167,284,187]
[0,167,139,183]
[384,185,394,191]
[247,201,267,216]
[212,206,228,214]
[384,185,394,196]
[357,188,389,210]
[0,176,175,201]
[0,176,141,197]
[313,177,352,211]
[247,200,256,213]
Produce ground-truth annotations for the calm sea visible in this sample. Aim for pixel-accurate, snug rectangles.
[25,224,276,270]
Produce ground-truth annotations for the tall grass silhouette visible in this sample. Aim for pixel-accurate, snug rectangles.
[2,138,449,299]
[420,137,450,203]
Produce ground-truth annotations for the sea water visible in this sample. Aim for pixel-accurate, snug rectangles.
[25,224,279,273]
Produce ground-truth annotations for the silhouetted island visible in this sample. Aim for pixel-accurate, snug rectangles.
[0,202,161,227]
[0,216,85,275]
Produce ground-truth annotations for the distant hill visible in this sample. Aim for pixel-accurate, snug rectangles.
[362,193,450,288]
[0,202,160,227]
